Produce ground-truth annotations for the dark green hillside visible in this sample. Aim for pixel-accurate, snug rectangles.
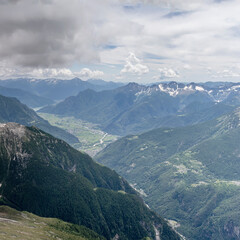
[0,123,180,240]
[0,205,105,240]
[104,91,180,135]
[96,107,240,239]
[40,84,139,126]
[0,94,78,144]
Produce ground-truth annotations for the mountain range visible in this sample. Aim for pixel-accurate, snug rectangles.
[0,85,54,108]
[0,122,180,240]
[40,81,240,136]
[0,94,79,144]
[2,78,240,239]
[96,106,240,239]
[0,78,125,102]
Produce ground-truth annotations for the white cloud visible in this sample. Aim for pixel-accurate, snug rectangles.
[0,63,104,80]
[154,67,179,80]
[120,0,211,10]
[75,68,104,79]
[1,0,240,82]
[213,69,240,78]
[0,67,75,79]
[121,52,149,75]
[30,68,74,79]
[183,64,192,70]
[0,0,122,68]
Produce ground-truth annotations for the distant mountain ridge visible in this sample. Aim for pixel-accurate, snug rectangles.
[0,85,54,108]
[0,123,180,240]
[96,107,240,239]
[0,78,125,101]
[40,81,240,135]
[0,94,79,144]
[132,81,240,102]
[87,78,125,88]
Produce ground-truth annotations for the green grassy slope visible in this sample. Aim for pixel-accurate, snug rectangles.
[0,205,105,240]
[96,107,240,240]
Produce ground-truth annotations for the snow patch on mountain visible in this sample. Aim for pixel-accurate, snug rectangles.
[134,81,240,103]
[231,85,240,90]
[195,86,205,91]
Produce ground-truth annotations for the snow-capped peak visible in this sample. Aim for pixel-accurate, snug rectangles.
[157,82,206,97]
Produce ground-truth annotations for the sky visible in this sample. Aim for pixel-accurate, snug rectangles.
[1,0,240,83]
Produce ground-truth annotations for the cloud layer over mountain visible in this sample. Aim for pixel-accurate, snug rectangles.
[1,0,240,82]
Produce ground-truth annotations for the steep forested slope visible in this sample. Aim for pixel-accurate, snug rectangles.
[0,123,180,240]
[96,107,240,239]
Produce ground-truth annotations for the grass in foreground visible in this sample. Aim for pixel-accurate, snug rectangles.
[0,205,105,240]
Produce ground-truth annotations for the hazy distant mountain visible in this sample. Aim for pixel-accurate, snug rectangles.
[96,107,240,239]
[87,78,125,88]
[200,81,235,88]
[40,81,240,135]
[0,78,126,101]
[0,94,78,144]
[0,123,180,240]
[0,85,53,108]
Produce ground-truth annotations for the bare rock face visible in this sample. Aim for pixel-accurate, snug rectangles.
[0,123,31,183]
[0,122,26,138]
[0,123,26,159]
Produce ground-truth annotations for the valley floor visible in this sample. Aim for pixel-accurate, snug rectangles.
[39,113,118,156]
